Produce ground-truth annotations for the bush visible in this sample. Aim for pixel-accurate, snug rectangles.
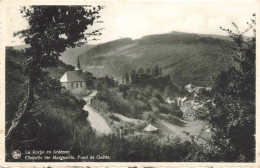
[91,99,109,114]
[109,114,121,122]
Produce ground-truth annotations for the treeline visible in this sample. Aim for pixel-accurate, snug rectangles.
[97,75,119,90]
[139,33,232,46]
[121,65,171,91]
[122,65,163,84]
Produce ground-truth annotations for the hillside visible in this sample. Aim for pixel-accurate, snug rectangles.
[5,47,90,161]
[12,43,94,68]
[5,48,28,121]
[59,44,95,66]
[5,46,209,162]
[77,32,234,86]
[5,47,75,121]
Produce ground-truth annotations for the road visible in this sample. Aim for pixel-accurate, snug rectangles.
[83,91,111,135]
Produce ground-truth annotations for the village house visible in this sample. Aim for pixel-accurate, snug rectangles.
[60,58,94,94]
[184,84,212,97]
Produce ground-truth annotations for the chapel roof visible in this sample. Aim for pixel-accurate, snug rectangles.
[60,71,87,82]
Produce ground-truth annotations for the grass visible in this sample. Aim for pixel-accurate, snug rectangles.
[157,113,187,127]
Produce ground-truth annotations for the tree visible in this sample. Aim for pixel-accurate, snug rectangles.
[131,69,136,75]
[125,72,129,84]
[146,68,151,74]
[122,75,125,84]
[195,14,255,161]
[138,67,144,74]
[109,76,115,87]
[159,68,163,76]
[154,65,159,76]
[152,69,155,76]
[6,6,103,139]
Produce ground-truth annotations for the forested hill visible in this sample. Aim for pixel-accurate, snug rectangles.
[6,47,74,79]
[6,47,75,122]
[5,47,73,121]
[77,31,234,86]
[12,43,94,67]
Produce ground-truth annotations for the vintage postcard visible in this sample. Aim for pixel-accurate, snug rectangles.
[0,0,259,167]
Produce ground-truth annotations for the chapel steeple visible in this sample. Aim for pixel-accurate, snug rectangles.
[75,57,82,71]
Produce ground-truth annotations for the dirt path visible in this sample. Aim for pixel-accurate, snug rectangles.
[83,91,111,135]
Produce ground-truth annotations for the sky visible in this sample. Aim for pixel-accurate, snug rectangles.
[5,1,257,46]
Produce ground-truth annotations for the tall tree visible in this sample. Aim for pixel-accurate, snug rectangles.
[6,6,103,138]
[195,14,256,161]
[152,69,155,76]
[122,75,125,84]
[138,67,144,74]
[146,68,151,74]
[125,72,129,84]
[159,68,163,76]
[131,69,136,75]
[154,64,159,76]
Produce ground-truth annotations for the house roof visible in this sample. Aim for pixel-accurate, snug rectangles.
[185,84,196,92]
[143,124,158,132]
[60,71,87,82]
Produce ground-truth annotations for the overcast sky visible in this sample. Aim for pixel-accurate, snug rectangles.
[5,1,256,46]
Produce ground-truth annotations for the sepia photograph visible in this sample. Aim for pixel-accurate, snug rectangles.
[1,0,258,165]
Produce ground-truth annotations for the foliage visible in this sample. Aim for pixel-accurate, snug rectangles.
[6,5,103,149]
[109,114,121,122]
[125,72,130,84]
[138,67,144,73]
[16,6,103,75]
[97,75,117,91]
[146,68,151,74]
[6,81,88,161]
[118,84,129,98]
[154,64,159,76]
[94,84,184,120]
[195,14,255,161]
[90,99,109,114]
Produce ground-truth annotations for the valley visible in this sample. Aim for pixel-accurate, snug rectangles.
[59,31,234,87]
[5,3,255,162]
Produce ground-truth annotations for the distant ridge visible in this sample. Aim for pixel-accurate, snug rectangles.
[80,38,133,57]
[10,43,94,67]
[9,31,234,86]
[75,31,233,86]
[171,31,231,41]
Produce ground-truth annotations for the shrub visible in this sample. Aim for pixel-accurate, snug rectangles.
[109,114,121,122]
